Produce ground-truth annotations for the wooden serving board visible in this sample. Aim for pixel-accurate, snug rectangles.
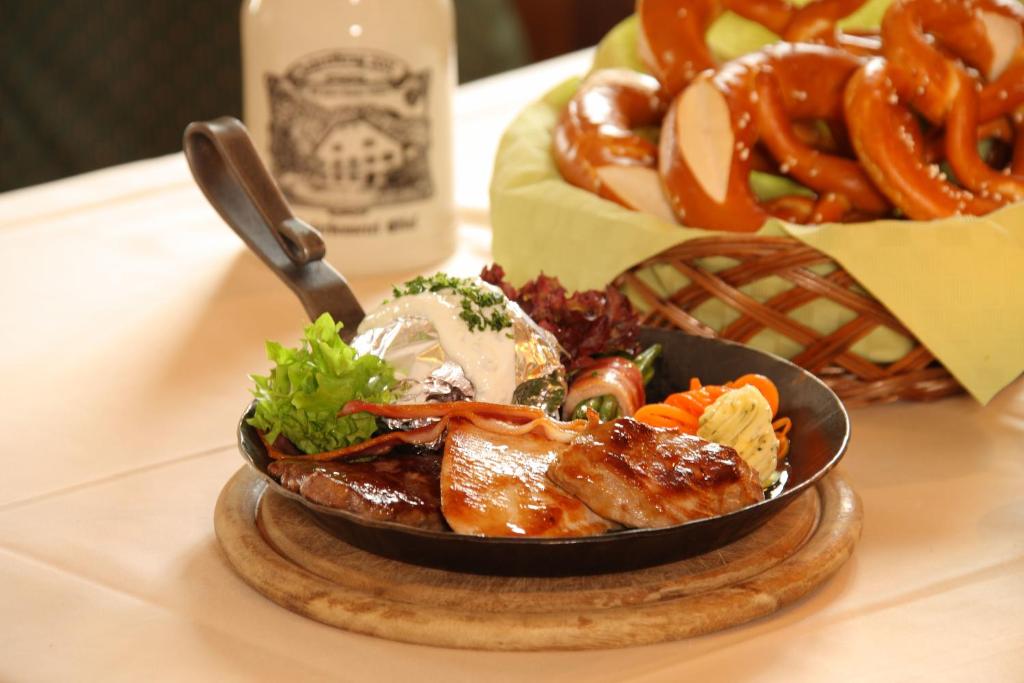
[214,466,861,651]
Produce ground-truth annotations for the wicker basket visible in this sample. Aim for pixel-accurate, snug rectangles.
[615,235,963,407]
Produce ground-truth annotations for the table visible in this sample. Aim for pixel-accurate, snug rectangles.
[2,50,1022,683]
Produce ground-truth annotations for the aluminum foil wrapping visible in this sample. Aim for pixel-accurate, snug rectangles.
[511,306,567,415]
[350,303,565,419]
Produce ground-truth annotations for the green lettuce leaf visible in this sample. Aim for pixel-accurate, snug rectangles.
[247,313,395,454]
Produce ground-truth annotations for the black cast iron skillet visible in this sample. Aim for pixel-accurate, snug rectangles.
[184,117,850,577]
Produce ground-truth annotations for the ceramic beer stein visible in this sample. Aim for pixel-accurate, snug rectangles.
[242,0,456,275]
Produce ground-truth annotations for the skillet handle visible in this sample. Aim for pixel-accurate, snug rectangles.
[183,116,365,337]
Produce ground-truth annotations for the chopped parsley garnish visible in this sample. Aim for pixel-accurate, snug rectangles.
[392,273,514,333]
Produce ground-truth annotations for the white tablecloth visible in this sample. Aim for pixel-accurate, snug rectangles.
[1,50,1022,682]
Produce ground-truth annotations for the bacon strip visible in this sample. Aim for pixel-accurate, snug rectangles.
[340,400,548,423]
[261,419,449,462]
[563,356,646,419]
[457,414,586,443]
[265,402,588,462]
[345,401,587,440]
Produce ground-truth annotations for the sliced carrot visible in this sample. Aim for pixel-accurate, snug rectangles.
[696,385,727,405]
[637,374,790,452]
[773,416,792,460]
[665,392,709,416]
[665,384,728,416]
[634,404,698,431]
[729,373,780,417]
[777,434,790,460]
[772,416,792,436]
[702,384,727,398]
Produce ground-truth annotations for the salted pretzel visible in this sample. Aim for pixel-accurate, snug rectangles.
[922,117,1015,166]
[881,0,1024,124]
[637,0,877,97]
[892,0,1024,173]
[845,0,1024,217]
[552,69,674,218]
[781,0,882,55]
[1013,109,1024,175]
[551,0,1024,228]
[844,60,1000,219]
[659,43,889,232]
[888,0,1024,203]
[945,72,1024,203]
[763,193,854,224]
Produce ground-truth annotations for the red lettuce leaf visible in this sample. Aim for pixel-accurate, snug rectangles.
[482,264,641,370]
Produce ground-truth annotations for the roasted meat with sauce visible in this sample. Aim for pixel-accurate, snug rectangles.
[548,418,763,528]
[268,402,766,537]
[441,418,618,537]
[268,453,445,530]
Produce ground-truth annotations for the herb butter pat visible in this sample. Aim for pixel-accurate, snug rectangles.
[697,385,779,486]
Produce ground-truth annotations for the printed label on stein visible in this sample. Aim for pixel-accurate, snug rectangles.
[267,50,433,217]
[242,0,455,276]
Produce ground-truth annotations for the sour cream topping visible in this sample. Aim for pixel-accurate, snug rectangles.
[358,289,517,404]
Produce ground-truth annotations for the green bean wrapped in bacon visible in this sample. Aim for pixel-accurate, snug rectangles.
[565,344,662,420]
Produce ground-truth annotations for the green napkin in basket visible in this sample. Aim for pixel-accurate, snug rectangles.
[490,7,1024,404]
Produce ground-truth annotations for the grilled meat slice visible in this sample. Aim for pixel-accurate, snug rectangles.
[268,453,445,530]
[441,418,619,537]
[548,418,763,528]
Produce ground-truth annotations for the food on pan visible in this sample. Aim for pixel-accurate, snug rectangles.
[248,312,395,455]
[441,418,619,537]
[635,374,792,486]
[481,264,642,371]
[553,0,1024,229]
[482,264,657,421]
[269,454,445,530]
[352,272,564,408]
[547,417,763,528]
[698,386,779,486]
[342,401,763,533]
[562,354,650,421]
[247,268,795,537]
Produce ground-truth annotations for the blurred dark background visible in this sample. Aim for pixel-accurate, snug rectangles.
[0,0,632,192]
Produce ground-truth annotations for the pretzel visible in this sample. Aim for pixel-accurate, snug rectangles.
[659,43,889,231]
[1013,110,1024,175]
[782,0,882,56]
[552,69,671,215]
[882,0,1024,124]
[637,0,876,97]
[945,70,1024,203]
[551,0,1024,228]
[847,0,1024,215]
[922,117,1015,166]
[888,0,1024,168]
[763,193,853,223]
[844,59,1000,219]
